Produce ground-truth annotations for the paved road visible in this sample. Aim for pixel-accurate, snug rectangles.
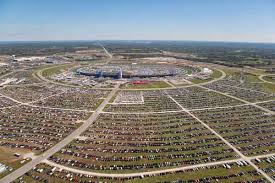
[247,153,275,160]
[43,158,242,178]
[0,71,14,79]
[101,98,275,115]
[35,64,80,88]
[33,62,226,92]
[42,151,275,179]
[0,85,95,112]
[198,85,275,115]
[0,85,119,183]
[167,94,275,183]
[0,68,39,81]
[99,44,112,59]
[218,83,271,95]
[259,74,275,84]
[119,68,227,91]
[0,89,65,105]
[34,65,116,90]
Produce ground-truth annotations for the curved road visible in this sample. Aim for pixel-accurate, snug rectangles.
[35,64,227,91]
[259,74,275,84]
[42,152,275,179]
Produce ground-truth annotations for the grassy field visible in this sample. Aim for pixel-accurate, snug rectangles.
[263,75,275,83]
[121,80,171,89]
[41,64,76,78]
[245,73,262,82]
[128,166,265,183]
[261,82,275,93]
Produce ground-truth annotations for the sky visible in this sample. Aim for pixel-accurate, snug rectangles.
[0,0,275,42]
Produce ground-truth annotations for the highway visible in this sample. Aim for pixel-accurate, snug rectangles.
[97,42,112,59]
[102,45,112,59]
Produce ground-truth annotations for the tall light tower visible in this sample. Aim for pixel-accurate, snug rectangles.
[131,62,137,70]
[118,67,123,79]
[12,55,16,61]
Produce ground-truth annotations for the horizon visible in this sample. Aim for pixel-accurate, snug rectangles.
[1,39,275,44]
[1,0,275,42]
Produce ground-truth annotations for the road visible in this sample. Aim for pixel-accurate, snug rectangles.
[96,42,112,60]
[218,83,271,95]
[43,158,242,178]
[0,71,14,80]
[0,90,90,114]
[0,80,97,113]
[247,153,275,160]
[259,74,275,84]
[101,98,275,115]
[198,85,275,115]
[0,90,65,105]
[42,151,275,179]
[99,44,112,59]
[34,64,116,90]
[119,68,227,91]
[0,68,35,81]
[34,64,80,88]
[0,84,119,183]
[32,62,226,92]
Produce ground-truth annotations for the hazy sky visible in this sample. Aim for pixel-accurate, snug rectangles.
[0,0,275,42]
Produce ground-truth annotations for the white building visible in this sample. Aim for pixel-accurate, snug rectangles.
[202,68,213,74]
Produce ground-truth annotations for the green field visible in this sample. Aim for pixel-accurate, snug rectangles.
[41,64,75,78]
[121,80,171,89]
[263,75,275,83]
[128,166,265,183]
